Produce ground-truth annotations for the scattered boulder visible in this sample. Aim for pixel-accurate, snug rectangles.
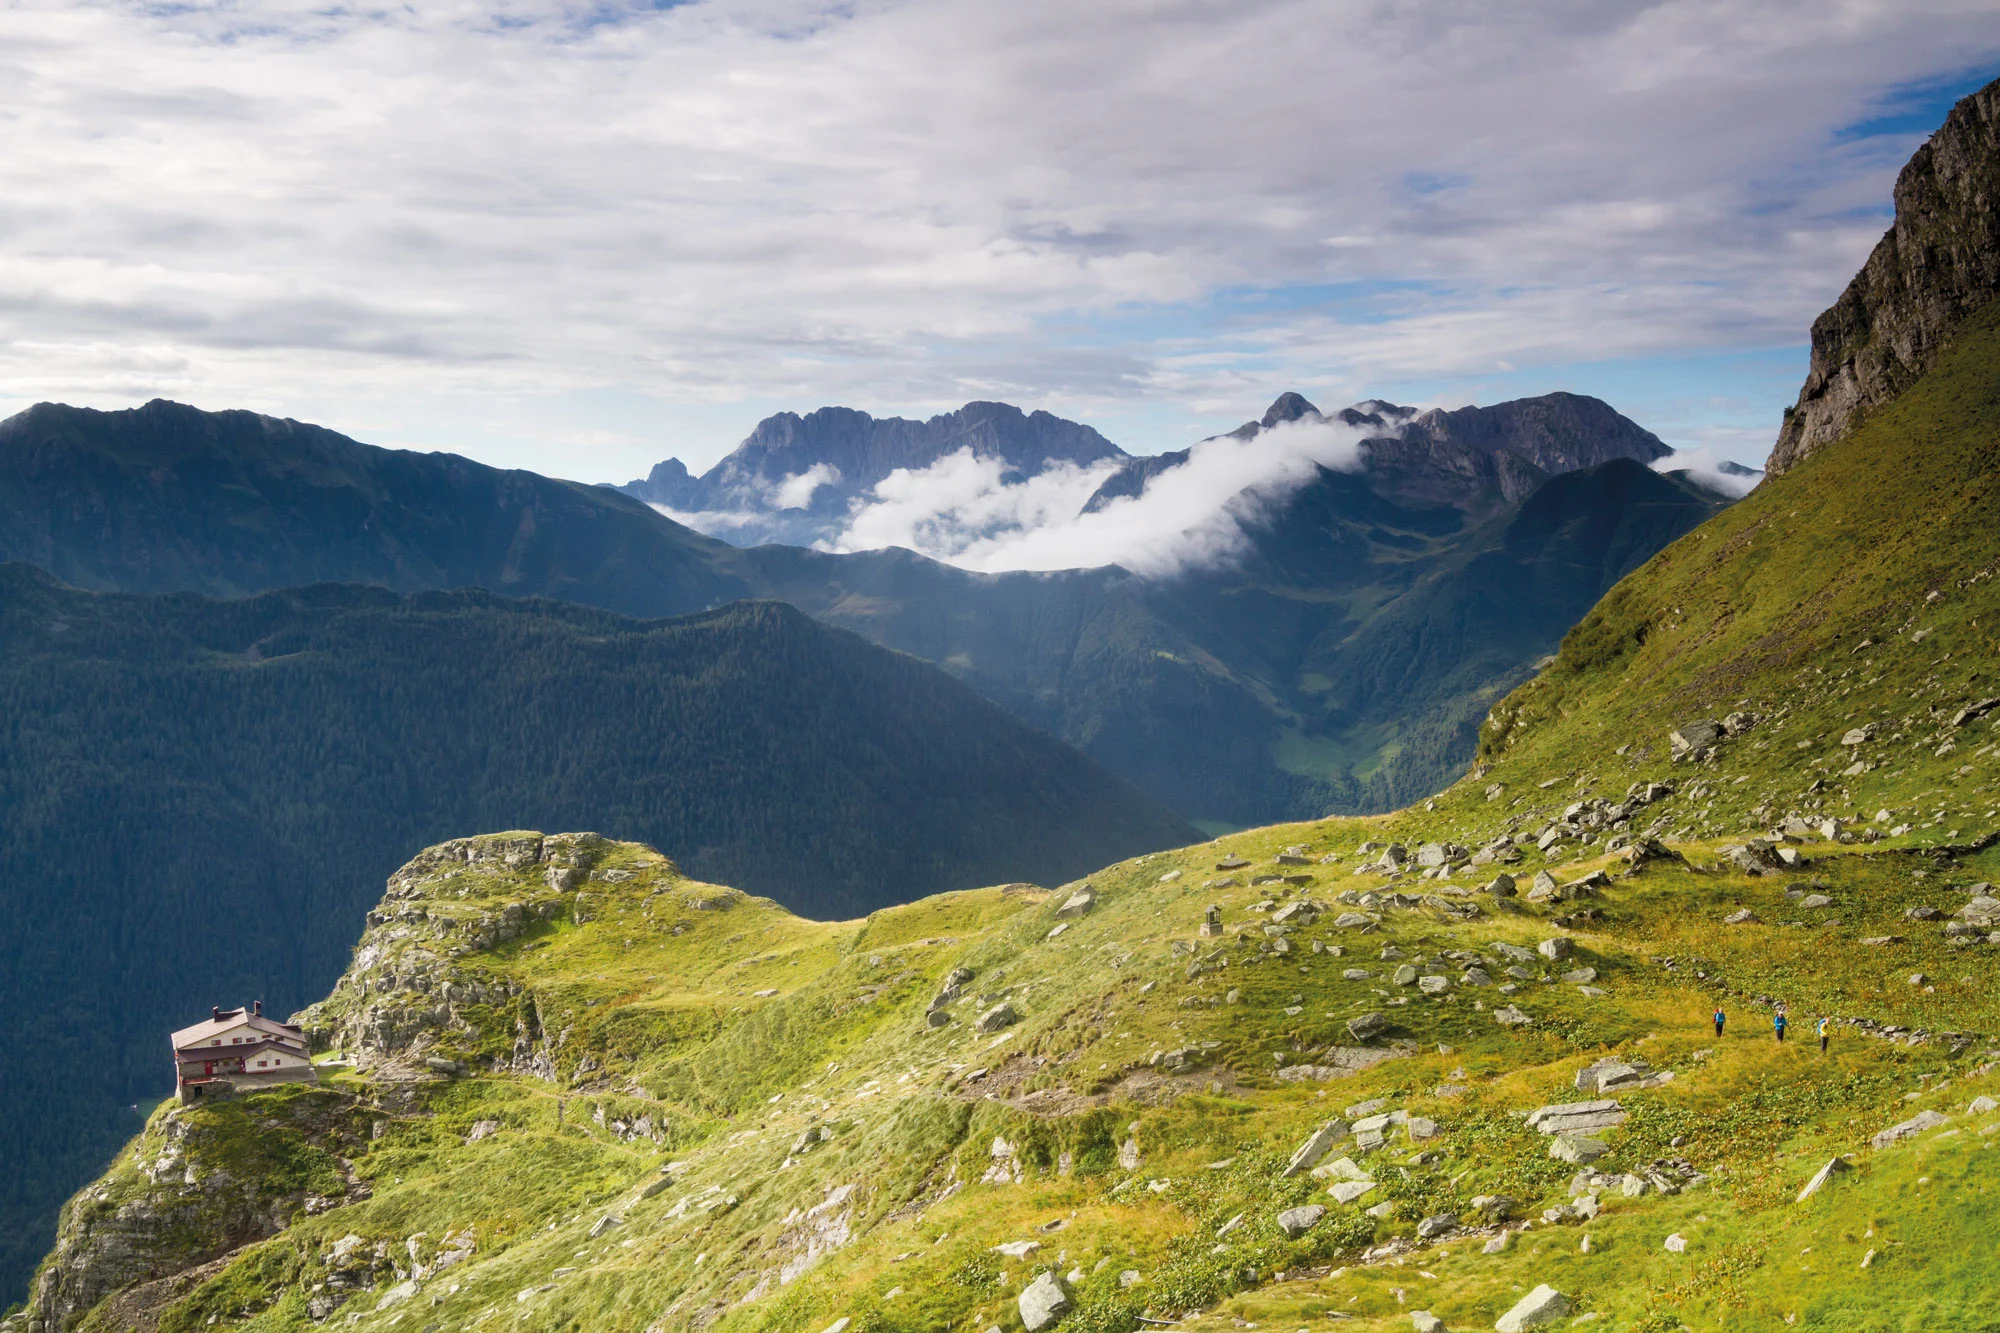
[1348,1012,1391,1041]
[1493,1005,1532,1028]
[1484,874,1518,897]
[1415,1213,1458,1239]
[1467,1194,1516,1221]
[1283,1121,1353,1178]
[1664,1233,1688,1253]
[1969,1095,1999,1115]
[1312,1155,1371,1182]
[1536,938,1573,962]
[1018,1272,1070,1333]
[1724,908,1759,925]
[1328,1179,1377,1204]
[1418,975,1451,995]
[1796,1156,1852,1202]
[1411,1313,1447,1333]
[1670,720,1721,757]
[1871,1109,1950,1150]
[1840,724,1878,746]
[1394,964,1420,986]
[1527,1100,1626,1135]
[1276,1204,1326,1238]
[1574,1058,1649,1093]
[1721,840,1782,873]
[1057,889,1096,918]
[465,1120,501,1144]
[1495,1283,1572,1332]
[975,1003,1021,1034]
[1549,1134,1609,1165]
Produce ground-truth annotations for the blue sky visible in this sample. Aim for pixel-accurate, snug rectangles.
[0,0,1996,480]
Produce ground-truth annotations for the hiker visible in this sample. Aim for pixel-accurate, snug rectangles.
[1713,1006,1725,1039]
[1817,1015,1829,1053]
[1774,1006,1788,1043]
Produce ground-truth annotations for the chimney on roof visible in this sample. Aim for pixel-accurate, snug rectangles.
[212,1006,221,1021]
[253,1000,262,1017]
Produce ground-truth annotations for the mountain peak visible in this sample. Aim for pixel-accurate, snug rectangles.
[1260,391,1322,428]
[1769,75,2000,474]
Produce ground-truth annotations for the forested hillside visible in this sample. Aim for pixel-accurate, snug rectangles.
[0,569,1191,1302]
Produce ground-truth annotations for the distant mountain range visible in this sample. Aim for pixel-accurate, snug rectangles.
[621,401,1128,547]
[618,389,1681,550]
[0,390,1734,828]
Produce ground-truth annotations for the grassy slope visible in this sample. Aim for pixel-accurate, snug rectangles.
[21,316,2000,1333]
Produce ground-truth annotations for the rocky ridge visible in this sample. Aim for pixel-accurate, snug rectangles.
[1769,76,2000,473]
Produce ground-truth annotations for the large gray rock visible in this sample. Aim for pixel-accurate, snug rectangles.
[975,1003,1020,1033]
[1018,1272,1070,1332]
[1574,1057,1650,1093]
[1348,1011,1391,1041]
[1493,1005,1533,1027]
[1549,1133,1609,1164]
[1282,1121,1352,1177]
[1669,720,1720,756]
[1526,1100,1626,1135]
[1415,1213,1458,1239]
[1872,1109,1950,1150]
[1056,889,1096,918]
[1276,1204,1326,1238]
[1796,1156,1852,1202]
[1410,1313,1446,1333]
[1328,1179,1377,1203]
[1536,938,1573,962]
[1495,1284,1572,1331]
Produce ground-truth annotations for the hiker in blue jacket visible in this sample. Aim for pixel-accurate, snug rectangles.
[1774,1006,1788,1043]
[1713,1006,1726,1039]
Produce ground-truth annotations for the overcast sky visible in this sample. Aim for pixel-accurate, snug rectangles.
[1,0,1996,479]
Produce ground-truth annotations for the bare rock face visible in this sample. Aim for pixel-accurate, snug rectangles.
[1769,78,2000,474]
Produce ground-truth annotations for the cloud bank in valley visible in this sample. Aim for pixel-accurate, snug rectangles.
[819,417,1374,576]
[1651,446,1764,499]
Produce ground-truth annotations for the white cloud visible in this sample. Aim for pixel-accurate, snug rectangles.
[0,0,1993,474]
[768,463,842,510]
[822,416,1373,575]
[1652,446,1764,499]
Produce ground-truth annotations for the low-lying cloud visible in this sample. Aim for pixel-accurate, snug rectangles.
[821,417,1373,576]
[1651,446,1764,499]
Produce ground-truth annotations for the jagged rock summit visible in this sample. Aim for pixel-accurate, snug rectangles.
[1769,76,2000,473]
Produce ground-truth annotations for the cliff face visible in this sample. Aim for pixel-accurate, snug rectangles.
[1768,77,2000,474]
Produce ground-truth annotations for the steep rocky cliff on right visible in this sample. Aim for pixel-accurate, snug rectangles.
[1769,76,2000,474]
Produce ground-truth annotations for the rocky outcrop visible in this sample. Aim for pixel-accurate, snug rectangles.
[32,1093,362,1331]
[1769,78,2000,473]
[294,833,623,1072]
